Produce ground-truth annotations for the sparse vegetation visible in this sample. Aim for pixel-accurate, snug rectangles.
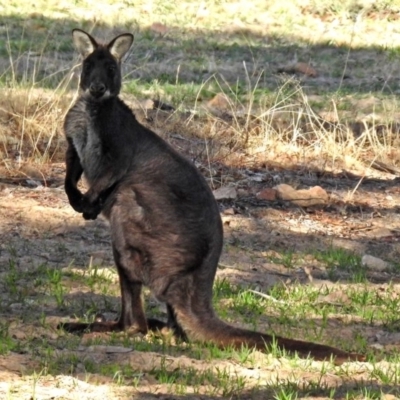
[1,0,400,399]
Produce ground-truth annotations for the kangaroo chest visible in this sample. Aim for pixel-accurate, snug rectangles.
[81,125,103,183]
[66,100,105,183]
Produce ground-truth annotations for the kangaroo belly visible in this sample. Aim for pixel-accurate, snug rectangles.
[108,180,218,280]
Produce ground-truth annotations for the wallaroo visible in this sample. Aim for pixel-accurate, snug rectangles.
[61,28,365,364]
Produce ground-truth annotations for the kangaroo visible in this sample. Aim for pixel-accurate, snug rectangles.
[62,29,364,364]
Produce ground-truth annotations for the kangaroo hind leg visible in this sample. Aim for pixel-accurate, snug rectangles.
[59,245,167,334]
[165,304,188,341]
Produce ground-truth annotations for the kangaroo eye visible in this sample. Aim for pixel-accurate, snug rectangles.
[83,62,92,73]
[108,65,116,73]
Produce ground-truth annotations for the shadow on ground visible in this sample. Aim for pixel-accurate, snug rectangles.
[1,13,400,96]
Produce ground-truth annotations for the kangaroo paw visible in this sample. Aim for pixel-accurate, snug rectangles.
[146,318,168,332]
[58,317,167,335]
[146,318,188,342]
[81,195,103,220]
[57,320,120,333]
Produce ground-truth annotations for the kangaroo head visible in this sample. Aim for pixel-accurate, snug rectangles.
[72,29,134,100]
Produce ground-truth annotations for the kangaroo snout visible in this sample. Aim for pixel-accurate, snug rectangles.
[89,81,107,98]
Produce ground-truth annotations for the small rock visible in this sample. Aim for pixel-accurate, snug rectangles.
[207,93,232,111]
[213,186,237,200]
[375,332,400,345]
[361,254,390,272]
[12,331,27,340]
[274,184,297,200]
[274,184,328,207]
[247,173,265,182]
[143,99,175,111]
[221,216,232,225]
[277,62,318,77]
[86,345,133,354]
[256,188,277,201]
[368,227,393,239]
[26,179,41,187]
[105,346,133,354]
[222,208,235,215]
[100,312,118,321]
[370,343,384,350]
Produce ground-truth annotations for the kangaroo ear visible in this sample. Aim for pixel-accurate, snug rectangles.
[107,33,134,61]
[72,29,98,58]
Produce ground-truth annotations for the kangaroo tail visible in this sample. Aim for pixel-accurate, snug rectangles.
[173,309,365,365]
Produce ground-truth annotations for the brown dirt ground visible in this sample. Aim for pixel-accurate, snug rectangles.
[1,110,400,399]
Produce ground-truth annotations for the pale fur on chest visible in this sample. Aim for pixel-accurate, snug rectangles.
[65,99,104,183]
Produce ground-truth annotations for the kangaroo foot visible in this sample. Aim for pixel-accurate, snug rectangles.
[57,320,121,333]
[58,316,168,335]
[147,318,168,332]
[166,320,188,341]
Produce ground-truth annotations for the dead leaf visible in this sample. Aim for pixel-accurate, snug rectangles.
[207,93,232,111]
[278,62,318,77]
[150,22,168,35]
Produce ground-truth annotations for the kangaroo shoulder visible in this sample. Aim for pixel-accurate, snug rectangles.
[116,97,137,118]
[68,98,88,119]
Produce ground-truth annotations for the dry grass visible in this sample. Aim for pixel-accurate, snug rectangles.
[2,1,400,176]
[2,73,400,181]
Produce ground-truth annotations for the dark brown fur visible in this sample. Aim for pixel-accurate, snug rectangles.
[62,29,365,364]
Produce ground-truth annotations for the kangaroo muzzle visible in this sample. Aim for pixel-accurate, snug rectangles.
[89,81,107,98]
